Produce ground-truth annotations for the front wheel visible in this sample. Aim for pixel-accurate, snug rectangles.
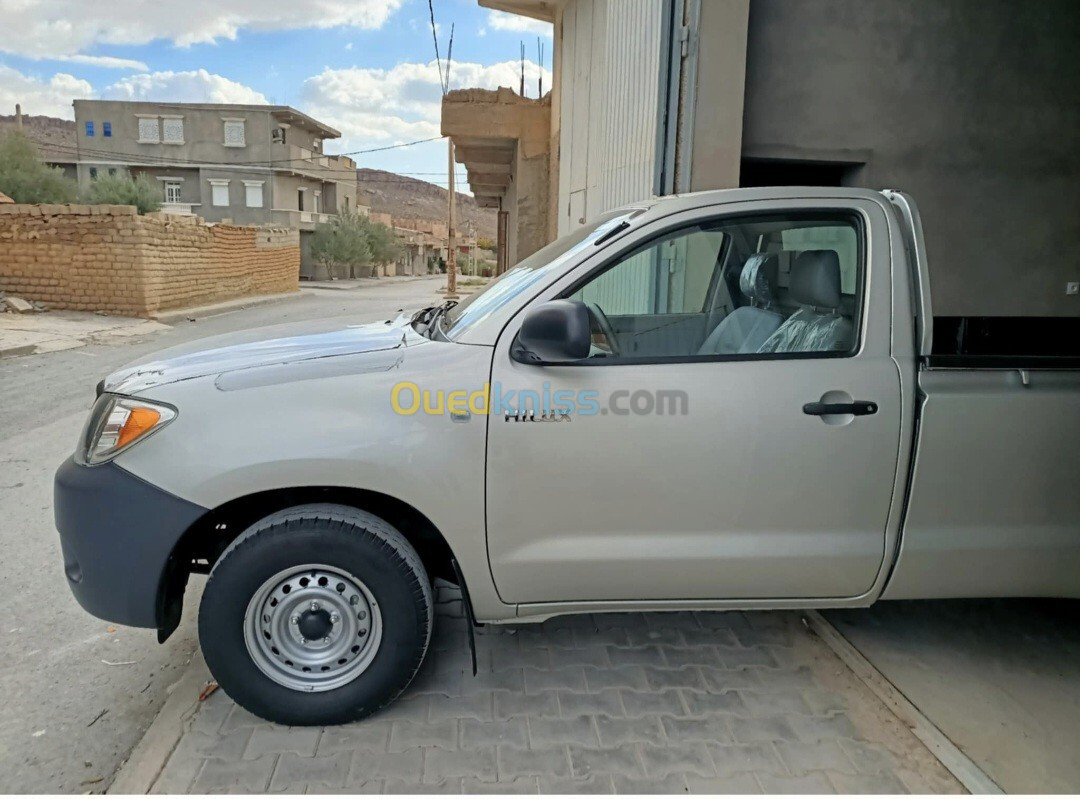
[199,504,433,726]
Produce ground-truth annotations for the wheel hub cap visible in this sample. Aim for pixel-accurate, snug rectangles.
[297,608,333,640]
[243,565,383,692]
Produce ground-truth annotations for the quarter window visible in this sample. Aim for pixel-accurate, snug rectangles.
[103,122,112,137]
[85,121,94,137]
[567,214,863,360]
[164,182,182,204]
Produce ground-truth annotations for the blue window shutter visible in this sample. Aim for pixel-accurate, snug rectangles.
[103,122,112,137]
[85,121,94,136]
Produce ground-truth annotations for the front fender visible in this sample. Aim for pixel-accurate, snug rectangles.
[114,341,508,619]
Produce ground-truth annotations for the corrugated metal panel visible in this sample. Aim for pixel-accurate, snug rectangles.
[558,0,664,236]
[600,0,663,212]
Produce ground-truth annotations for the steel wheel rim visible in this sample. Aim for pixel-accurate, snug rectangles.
[243,564,383,692]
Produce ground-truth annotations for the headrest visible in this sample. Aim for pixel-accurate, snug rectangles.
[739,253,778,307]
[790,250,842,309]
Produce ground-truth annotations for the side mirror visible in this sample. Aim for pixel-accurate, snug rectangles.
[512,300,592,364]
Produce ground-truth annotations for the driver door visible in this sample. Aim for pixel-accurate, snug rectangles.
[484,200,901,606]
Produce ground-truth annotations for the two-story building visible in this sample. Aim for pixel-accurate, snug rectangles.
[71,101,362,268]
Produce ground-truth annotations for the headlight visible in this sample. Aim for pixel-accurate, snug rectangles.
[77,395,177,466]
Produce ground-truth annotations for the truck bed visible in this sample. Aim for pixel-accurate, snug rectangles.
[884,363,1080,599]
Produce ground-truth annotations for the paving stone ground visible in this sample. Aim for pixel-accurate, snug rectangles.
[149,586,964,794]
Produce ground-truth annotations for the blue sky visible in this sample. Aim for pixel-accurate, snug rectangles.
[0,0,551,183]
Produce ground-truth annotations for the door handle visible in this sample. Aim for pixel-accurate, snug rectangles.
[803,400,878,416]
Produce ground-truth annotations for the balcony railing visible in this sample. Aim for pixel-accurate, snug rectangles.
[276,145,354,179]
[160,202,198,216]
[270,209,335,229]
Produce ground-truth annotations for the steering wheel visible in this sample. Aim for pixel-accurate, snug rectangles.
[586,302,621,357]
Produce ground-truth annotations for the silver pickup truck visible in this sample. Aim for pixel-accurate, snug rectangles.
[55,188,1080,725]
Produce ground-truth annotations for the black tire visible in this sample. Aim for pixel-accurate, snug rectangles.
[199,503,433,726]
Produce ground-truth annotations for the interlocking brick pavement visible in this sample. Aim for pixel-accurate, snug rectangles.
[148,586,964,794]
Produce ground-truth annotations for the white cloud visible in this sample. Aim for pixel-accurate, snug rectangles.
[102,69,268,104]
[0,64,93,118]
[302,58,552,145]
[56,54,148,71]
[0,0,404,59]
[486,10,552,36]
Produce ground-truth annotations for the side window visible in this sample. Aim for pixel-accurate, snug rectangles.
[567,213,862,361]
[568,227,726,358]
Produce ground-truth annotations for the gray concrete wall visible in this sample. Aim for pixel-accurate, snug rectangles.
[197,167,275,225]
[686,0,749,193]
[732,0,1080,316]
[73,100,276,166]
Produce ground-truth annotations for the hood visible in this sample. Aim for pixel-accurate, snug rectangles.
[106,315,416,395]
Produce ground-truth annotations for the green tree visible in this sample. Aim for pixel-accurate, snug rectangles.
[79,171,161,214]
[476,236,496,252]
[0,131,77,203]
[311,212,372,279]
[365,220,405,266]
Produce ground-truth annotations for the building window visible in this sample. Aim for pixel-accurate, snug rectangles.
[108,168,117,177]
[223,120,246,147]
[313,191,321,215]
[243,180,264,208]
[138,117,160,143]
[164,182,182,204]
[297,188,306,212]
[209,179,230,207]
[89,167,98,179]
[103,122,112,138]
[85,121,94,137]
[162,117,184,145]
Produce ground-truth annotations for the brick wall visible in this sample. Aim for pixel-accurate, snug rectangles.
[0,204,300,317]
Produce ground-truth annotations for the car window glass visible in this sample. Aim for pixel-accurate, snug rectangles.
[565,214,863,361]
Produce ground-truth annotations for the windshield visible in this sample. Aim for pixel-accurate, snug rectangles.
[441,210,638,339]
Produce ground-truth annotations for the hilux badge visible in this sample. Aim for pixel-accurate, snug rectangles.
[503,410,572,423]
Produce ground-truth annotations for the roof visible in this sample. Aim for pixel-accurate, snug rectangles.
[478,0,557,23]
[72,99,341,139]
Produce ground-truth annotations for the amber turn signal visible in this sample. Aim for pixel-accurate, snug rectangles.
[116,407,162,449]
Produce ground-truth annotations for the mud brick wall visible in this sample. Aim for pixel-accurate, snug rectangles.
[0,204,299,316]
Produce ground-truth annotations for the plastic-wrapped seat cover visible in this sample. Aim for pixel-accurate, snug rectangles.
[758,250,853,354]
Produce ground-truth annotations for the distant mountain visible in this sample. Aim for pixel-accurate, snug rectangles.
[357,168,496,240]
[0,114,76,162]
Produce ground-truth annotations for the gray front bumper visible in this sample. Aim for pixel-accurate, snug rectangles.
[55,456,208,630]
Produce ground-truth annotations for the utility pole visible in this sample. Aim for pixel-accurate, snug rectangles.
[446,139,458,298]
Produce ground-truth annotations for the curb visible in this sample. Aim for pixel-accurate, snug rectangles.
[804,610,1002,794]
[0,342,38,359]
[107,651,213,795]
[151,291,301,324]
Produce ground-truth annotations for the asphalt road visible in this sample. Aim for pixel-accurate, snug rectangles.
[0,277,445,793]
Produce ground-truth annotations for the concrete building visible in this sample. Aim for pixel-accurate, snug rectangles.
[71,100,361,241]
[442,88,554,273]
[451,0,1080,316]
